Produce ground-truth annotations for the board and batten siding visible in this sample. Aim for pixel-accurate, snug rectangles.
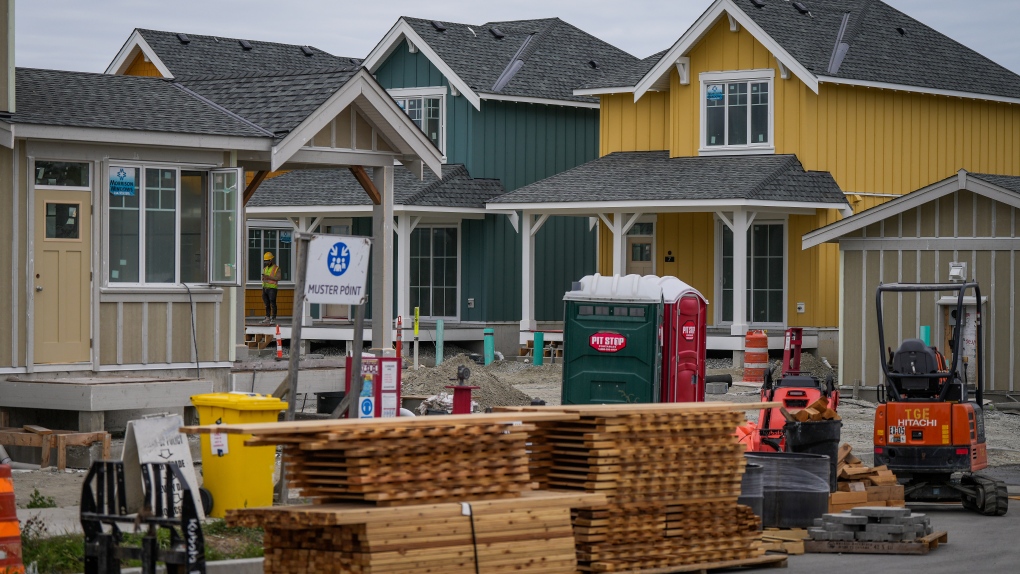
[839,190,1018,393]
[0,144,29,368]
[98,295,231,366]
[374,40,599,321]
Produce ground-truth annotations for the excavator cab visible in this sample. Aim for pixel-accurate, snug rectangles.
[872,281,1006,516]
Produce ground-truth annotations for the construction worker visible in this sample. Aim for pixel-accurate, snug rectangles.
[261,252,281,324]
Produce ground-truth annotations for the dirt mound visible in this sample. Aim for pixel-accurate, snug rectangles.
[401,354,535,409]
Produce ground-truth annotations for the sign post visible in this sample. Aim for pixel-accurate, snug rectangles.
[413,306,420,370]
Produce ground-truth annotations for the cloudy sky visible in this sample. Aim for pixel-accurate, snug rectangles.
[14,0,1020,75]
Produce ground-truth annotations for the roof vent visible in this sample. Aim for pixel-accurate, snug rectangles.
[239,39,253,50]
[176,33,191,44]
[588,59,599,70]
[301,46,314,56]
[489,27,505,39]
[793,2,810,15]
[896,27,907,36]
[750,0,765,8]
[431,20,447,32]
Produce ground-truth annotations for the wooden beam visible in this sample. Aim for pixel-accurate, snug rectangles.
[350,165,382,205]
[242,169,269,206]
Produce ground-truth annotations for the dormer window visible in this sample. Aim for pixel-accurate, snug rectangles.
[699,69,775,156]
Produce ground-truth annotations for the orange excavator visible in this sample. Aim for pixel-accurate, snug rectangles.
[872,282,1007,515]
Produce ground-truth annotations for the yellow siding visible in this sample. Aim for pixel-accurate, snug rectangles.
[787,211,841,328]
[123,51,162,77]
[657,213,716,325]
[600,92,671,156]
[597,221,613,275]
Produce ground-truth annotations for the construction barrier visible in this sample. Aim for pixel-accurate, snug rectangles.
[743,330,769,384]
[0,464,24,574]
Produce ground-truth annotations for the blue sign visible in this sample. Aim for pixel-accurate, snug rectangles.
[359,397,374,418]
[706,84,724,102]
[280,231,292,244]
[326,242,351,277]
[109,167,136,197]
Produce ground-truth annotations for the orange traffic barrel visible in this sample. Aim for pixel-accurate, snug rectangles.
[0,465,24,574]
[743,330,769,384]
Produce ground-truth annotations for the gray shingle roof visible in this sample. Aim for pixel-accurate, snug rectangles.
[488,151,848,205]
[971,173,1020,195]
[10,68,271,138]
[737,0,1020,98]
[176,67,359,137]
[135,29,361,78]
[249,164,504,208]
[580,50,667,91]
[400,17,638,103]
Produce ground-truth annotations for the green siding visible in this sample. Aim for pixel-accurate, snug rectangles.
[375,41,599,322]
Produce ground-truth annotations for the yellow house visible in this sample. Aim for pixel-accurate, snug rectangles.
[489,0,1020,352]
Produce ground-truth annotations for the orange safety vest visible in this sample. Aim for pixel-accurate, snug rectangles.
[262,264,280,288]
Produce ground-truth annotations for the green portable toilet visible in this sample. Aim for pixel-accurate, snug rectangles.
[561,274,665,405]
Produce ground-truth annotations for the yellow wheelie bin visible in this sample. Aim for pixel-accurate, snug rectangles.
[190,392,287,517]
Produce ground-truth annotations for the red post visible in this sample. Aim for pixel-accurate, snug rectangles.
[781,327,803,375]
[445,385,480,414]
[395,316,403,360]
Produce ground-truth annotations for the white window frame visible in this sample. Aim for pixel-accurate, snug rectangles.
[33,159,92,191]
[409,221,461,321]
[387,86,447,160]
[699,69,775,157]
[713,215,788,328]
[103,161,242,287]
[245,219,298,288]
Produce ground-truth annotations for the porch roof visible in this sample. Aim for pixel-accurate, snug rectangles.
[487,151,851,215]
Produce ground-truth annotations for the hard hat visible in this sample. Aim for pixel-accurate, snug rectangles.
[264,252,274,260]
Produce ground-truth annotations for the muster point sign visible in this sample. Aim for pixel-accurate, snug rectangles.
[590,332,627,353]
[305,235,371,305]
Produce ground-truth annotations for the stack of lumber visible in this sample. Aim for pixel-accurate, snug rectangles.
[228,491,604,574]
[791,397,841,422]
[497,403,777,573]
[831,443,904,512]
[756,528,810,555]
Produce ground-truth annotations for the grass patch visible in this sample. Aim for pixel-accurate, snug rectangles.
[25,488,58,509]
[19,517,262,572]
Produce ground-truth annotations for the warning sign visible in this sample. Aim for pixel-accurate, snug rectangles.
[681,320,696,341]
[590,332,627,353]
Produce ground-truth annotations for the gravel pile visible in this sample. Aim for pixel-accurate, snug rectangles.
[401,354,535,409]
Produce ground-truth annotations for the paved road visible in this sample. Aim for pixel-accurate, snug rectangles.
[767,502,1018,574]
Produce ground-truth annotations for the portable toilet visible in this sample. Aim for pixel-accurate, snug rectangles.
[561,274,708,405]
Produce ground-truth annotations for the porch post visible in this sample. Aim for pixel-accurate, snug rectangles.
[371,165,394,349]
[612,212,625,276]
[730,210,749,336]
[520,211,535,332]
[396,215,411,325]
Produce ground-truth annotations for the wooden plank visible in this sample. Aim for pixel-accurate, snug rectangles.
[804,531,948,555]
[181,411,579,435]
[600,554,787,573]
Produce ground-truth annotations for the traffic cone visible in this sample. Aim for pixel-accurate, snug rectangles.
[0,465,25,574]
[275,324,283,361]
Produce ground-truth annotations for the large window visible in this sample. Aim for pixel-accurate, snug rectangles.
[247,228,293,283]
[390,88,445,153]
[701,70,773,154]
[410,226,458,318]
[721,223,784,324]
[108,165,240,285]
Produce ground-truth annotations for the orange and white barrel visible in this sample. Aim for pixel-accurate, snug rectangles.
[743,330,769,384]
[0,465,24,574]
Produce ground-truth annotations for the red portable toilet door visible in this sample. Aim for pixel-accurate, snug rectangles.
[671,294,706,402]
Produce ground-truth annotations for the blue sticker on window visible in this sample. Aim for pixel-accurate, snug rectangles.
[109,167,136,196]
[706,84,724,101]
[280,231,292,243]
[327,242,351,276]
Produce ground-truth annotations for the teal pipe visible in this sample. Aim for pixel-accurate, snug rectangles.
[436,319,445,366]
[919,325,931,346]
[533,332,544,366]
[483,328,494,365]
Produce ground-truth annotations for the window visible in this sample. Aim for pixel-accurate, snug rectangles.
[701,70,774,154]
[389,88,445,153]
[108,165,240,285]
[410,226,457,317]
[721,222,785,324]
[248,228,293,283]
[45,203,80,239]
[35,161,89,188]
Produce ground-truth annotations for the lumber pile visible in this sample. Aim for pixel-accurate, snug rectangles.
[228,491,603,574]
[830,444,904,512]
[756,528,809,555]
[497,403,769,573]
[791,397,841,422]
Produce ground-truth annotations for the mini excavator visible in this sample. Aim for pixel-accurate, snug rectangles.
[872,281,1008,516]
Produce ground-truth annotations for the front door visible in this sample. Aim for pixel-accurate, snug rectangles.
[34,189,91,364]
[626,236,653,276]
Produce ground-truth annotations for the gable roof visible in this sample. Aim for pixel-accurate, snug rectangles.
[802,170,1020,248]
[107,28,361,78]
[247,164,504,211]
[10,68,271,139]
[364,16,638,109]
[488,151,850,214]
[601,0,1020,106]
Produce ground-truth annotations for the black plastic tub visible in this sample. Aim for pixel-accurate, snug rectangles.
[738,461,764,525]
[784,419,843,492]
[745,452,830,529]
[315,391,345,414]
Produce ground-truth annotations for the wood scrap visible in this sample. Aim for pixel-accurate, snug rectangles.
[831,443,904,511]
